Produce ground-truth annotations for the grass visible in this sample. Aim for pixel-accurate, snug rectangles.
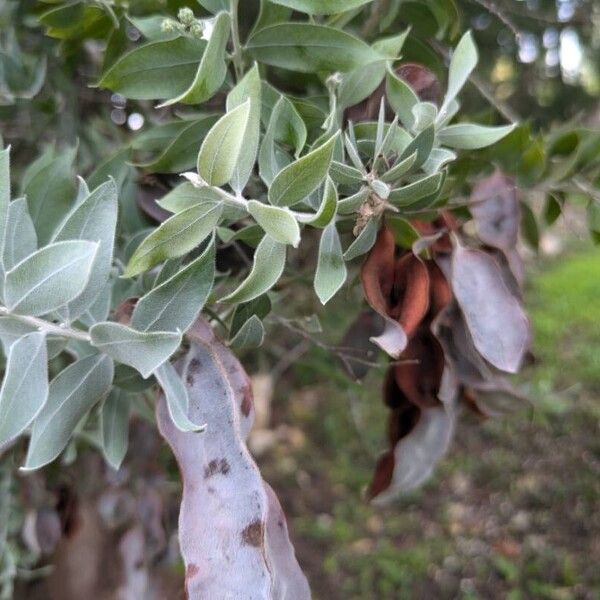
[260,245,600,599]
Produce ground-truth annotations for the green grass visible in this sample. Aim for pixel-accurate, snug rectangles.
[263,246,600,599]
[528,248,600,392]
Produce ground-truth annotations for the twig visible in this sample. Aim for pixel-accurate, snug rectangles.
[361,0,390,38]
[468,0,522,40]
[0,307,91,342]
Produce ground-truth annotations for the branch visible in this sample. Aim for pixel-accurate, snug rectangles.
[0,307,91,342]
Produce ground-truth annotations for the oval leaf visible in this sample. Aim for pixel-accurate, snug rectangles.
[52,179,118,321]
[314,222,347,304]
[131,239,215,332]
[247,23,379,73]
[269,0,373,14]
[101,388,131,470]
[23,354,114,471]
[268,134,338,207]
[5,240,98,316]
[98,36,206,100]
[0,332,48,447]
[221,235,286,303]
[125,200,222,277]
[3,197,38,270]
[438,123,516,150]
[247,201,300,247]
[226,65,262,193]
[197,100,252,186]
[442,30,478,112]
[155,361,206,432]
[158,12,230,107]
[90,322,181,379]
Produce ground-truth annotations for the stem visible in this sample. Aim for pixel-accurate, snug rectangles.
[229,0,244,82]
[0,307,91,342]
[211,187,248,210]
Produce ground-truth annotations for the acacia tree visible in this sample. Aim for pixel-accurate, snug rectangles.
[0,0,599,598]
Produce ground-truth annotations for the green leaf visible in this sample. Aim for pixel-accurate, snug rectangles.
[3,198,37,271]
[40,2,112,41]
[197,100,251,186]
[221,234,286,303]
[412,101,438,131]
[98,36,206,100]
[388,172,444,206]
[438,123,516,149]
[199,0,230,12]
[24,148,76,245]
[23,354,114,471]
[113,364,154,393]
[258,97,296,186]
[344,218,379,260]
[442,30,478,112]
[247,23,380,73]
[399,125,434,170]
[101,388,131,470]
[247,200,300,247]
[157,183,222,214]
[229,315,265,349]
[131,239,215,332]
[127,15,176,41]
[314,222,347,304]
[5,240,98,316]
[268,0,373,13]
[387,217,420,248]
[543,194,562,226]
[329,161,363,186]
[423,148,456,174]
[125,200,222,277]
[298,177,338,228]
[0,332,48,447]
[338,187,369,214]
[520,201,539,250]
[52,179,118,322]
[381,151,418,184]
[90,322,181,379]
[226,65,263,193]
[158,12,230,107]
[251,0,292,34]
[271,96,307,159]
[386,67,419,130]
[134,116,220,173]
[230,295,272,337]
[338,60,386,110]
[269,134,338,207]
[372,28,410,58]
[155,361,206,432]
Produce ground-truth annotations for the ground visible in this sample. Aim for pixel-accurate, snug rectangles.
[259,245,600,600]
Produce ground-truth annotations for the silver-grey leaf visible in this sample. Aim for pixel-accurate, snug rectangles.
[23,353,114,470]
[4,240,99,316]
[131,239,215,333]
[0,332,48,447]
[101,388,131,470]
[52,179,118,322]
[90,322,181,379]
[3,198,37,271]
[154,361,206,433]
